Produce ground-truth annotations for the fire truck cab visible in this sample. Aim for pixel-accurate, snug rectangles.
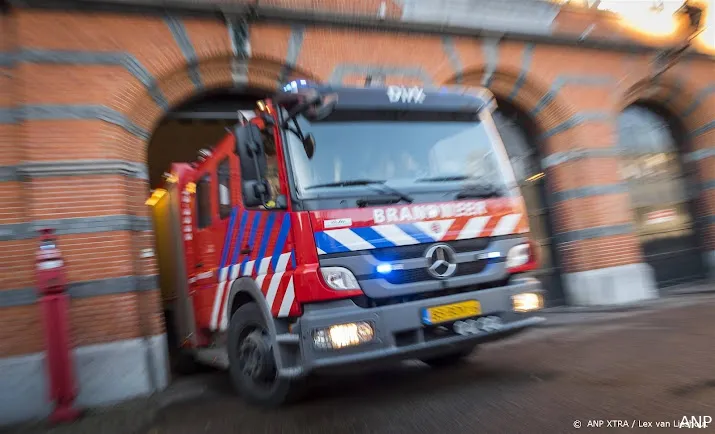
[149,81,546,406]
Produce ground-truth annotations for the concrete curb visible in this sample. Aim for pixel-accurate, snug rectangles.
[536,292,715,328]
[2,373,225,434]
[542,283,715,314]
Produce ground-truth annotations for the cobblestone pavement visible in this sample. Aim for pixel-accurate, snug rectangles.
[144,295,715,434]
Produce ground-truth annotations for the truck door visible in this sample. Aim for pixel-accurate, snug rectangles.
[191,172,217,318]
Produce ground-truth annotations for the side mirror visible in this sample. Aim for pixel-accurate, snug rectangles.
[304,93,338,122]
[302,134,316,159]
[242,180,269,208]
[260,112,275,129]
[234,123,268,208]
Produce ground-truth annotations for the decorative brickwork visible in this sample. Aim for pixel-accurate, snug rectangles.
[0,3,713,361]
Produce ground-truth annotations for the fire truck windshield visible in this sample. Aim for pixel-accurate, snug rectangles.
[284,109,517,204]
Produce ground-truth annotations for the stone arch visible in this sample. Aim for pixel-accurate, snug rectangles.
[618,77,715,281]
[111,52,321,331]
[619,76,713,199]
[440,68,576,304]
[441,68,662,306]
[445,68,583,155]
[620,77,706,150]
[122,54,321,150]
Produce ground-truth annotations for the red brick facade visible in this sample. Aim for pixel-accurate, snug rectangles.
[0,1,713,416]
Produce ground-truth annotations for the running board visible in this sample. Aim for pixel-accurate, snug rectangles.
[195,347,229,369]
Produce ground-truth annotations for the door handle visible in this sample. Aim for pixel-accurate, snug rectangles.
[241,246,252,255]
[195,263,203,268]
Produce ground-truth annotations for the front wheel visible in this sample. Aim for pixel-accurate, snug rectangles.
[420,346,477,368]
[227,302,303,407]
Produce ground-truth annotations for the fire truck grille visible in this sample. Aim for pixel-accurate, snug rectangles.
[357,260,488,284]
[351,278,510,309]
[369,238,491,262]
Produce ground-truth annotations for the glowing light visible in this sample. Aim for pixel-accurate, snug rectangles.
[512,292,544,313]
[526,172,545,182]
[599,0,713,50]
[376,263,393,274]
[164,172,178,183]
[313,322,375,350]
[185,182,196,194]
[600,0,681,37]
[145,188,167,206]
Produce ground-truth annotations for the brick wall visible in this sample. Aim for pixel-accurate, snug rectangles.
[0,2,713,360]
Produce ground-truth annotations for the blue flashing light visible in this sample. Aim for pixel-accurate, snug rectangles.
[282,79,313,93]
[376,263,393,274]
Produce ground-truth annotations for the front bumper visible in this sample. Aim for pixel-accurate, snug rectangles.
[280,278,545,378]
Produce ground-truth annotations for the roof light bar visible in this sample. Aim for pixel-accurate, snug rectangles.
[282,79,314,93]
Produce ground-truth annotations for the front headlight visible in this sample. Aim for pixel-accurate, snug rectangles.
[320,267,360,290]
[313,321,375,350]
[512,292,544,312]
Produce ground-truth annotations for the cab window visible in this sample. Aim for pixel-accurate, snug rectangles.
[256,126,281,209]
[196,174,212,228]
[217,158,231,219]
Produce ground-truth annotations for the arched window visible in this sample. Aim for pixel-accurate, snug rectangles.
[618,105,691,209]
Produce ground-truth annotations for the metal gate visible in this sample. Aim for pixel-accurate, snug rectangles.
[493,103,565,305]
[618,104,707,287]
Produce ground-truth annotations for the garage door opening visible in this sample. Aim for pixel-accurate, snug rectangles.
[492,99,565,306]
[146,88,268,376]
[617,102,708,288]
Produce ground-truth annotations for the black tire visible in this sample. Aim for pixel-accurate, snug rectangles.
[227,302,304,407]
[420,346,477,368]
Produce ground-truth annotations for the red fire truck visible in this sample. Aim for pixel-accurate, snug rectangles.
[149,80,546,406]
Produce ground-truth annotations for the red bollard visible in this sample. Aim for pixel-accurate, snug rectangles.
[35,228,81,424]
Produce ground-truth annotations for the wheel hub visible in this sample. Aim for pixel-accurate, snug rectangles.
[238,330,275,381]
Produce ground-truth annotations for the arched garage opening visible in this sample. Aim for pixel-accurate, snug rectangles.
[146,88,269,374]
[492,99,565,306]
[148,89,268,189]
[617,103,708,287]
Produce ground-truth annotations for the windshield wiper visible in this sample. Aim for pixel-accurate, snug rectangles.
[305,179,413,205]
[306,179,385,189]
[416,175,471,183]
[455,183,504,199]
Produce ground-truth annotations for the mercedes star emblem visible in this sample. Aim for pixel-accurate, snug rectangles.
[424,244,457,279]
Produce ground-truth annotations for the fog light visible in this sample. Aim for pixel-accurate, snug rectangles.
[512,292,544,312]
[313,321,375,350]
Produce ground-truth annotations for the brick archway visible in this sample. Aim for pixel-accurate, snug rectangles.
[113,51,321,356]
[124,55,321,151]
[620,77,715,276]
[441,68,656,305]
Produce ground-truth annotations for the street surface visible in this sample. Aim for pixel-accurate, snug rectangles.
[146,296,715,434]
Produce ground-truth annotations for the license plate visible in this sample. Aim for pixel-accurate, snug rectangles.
[421,300,482,325]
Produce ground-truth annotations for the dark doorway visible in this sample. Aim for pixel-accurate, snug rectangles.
[493,99,565,306]
[146,88,268,376]
[148,89,267,189]
[617,103,707,287]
